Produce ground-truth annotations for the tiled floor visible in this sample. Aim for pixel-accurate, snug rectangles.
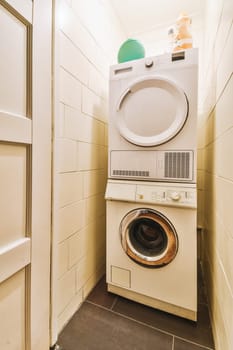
[58,264,214,350]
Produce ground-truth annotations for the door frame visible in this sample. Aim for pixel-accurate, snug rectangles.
[30,1,52,349]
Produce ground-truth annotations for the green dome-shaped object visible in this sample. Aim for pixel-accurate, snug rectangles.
[117,39,145,63]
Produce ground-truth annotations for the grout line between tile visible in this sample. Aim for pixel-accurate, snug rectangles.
[85,300,214,349]
[172,336,175,350]
[110,296,118,310]
[173,336,214,350]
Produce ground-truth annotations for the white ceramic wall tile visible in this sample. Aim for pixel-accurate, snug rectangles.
[197,123,206,149]
[75,217,105,263]
[57,288,82,334]
[85,194,106,223]
[214,255,233,345]
[58,103,65,138]
[64,105,106,144]
[82,265,105,300]
[215,177,233,238]
[83,169,105,198]
[215,75,233,138]
[58,200,85,242]
[210,276,229,350]
[216,128,233,181]
[90,119,105,146]
[76,257,90,290]
[82,86,107,122]
[76,243,105,292]
[204,143,215,175]
[59,67,82,109]
[204,0,224,70]
[57,267,76,314]
[68,230,85,268]
[214,0,233,67]
[63,106,80,141]
[216,212,233,293]
[88,64,107,98]
[213,272,232,350]
[73,113,105,145]
[205,110,215,146]
[77,142,104,171]
[197,170,205,190]
[57,138,77,173]
[57,241,68,278]
[104,124,108,146]
[216,25,233,99]
[59,31,89,85]
[58,172,83,207]
[197,148,204,170]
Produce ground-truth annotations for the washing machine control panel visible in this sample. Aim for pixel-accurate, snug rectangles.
[136,184,197,208]
[105,181,197,208]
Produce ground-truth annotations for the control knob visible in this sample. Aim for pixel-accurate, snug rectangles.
[170,191,181,201]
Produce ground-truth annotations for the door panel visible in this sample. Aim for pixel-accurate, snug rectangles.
[0,270,26,350]
[0,4,28,116]
[0,0,52,349]
[0,144,27,246]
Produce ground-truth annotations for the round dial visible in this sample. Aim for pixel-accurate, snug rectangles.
[170,192,181,201]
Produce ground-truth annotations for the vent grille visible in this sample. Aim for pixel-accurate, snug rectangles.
[165,152,190,179]
[113,170,149,177]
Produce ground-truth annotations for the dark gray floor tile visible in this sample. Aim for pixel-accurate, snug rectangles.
[112,297,214,349]
[86,276,117,309]
[58,302,173,350]
[174,337,214,350]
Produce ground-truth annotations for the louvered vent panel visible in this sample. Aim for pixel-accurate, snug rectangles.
[165,152,190,179]
[113,170,149,177]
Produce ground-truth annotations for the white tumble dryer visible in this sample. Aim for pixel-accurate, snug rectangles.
[108,49,198,183]
[105,180,197,321]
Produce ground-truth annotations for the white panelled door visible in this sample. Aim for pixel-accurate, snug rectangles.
[0,1,52,349]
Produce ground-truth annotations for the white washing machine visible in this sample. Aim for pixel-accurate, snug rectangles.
[108,49,198,183]
[105,180,197,321]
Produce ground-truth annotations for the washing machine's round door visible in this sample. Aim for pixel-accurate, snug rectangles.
[120,208,178,267]
[116,77,188,147]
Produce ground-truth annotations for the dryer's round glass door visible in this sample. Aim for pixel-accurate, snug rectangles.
[120,208,178,268]
[116,77,188,147]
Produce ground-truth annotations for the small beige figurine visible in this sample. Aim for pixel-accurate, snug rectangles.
[173,12,193,52]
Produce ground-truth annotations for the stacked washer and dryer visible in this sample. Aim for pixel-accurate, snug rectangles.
[105,49,198,321]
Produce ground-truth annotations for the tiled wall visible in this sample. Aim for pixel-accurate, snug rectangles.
[52,0,125,337]
[199,1,233,349]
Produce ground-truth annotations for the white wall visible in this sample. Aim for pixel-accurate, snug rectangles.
[200,1,233,349]
[134,13,204,58]
[51,0,125,342]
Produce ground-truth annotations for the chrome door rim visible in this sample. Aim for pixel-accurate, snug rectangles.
[120,208,178,268]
